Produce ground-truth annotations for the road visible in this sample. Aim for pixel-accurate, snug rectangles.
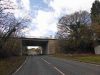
[13,55,100,75]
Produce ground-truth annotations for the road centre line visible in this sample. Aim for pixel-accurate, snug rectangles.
[41,58,65,75]
[54,67,65,75]
[41,58,51,64]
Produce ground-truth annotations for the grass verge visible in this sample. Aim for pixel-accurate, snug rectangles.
[0,56,26,75]
[53,54,100,65]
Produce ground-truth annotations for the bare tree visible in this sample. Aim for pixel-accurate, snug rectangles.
[56,11,94,53]
[57,11,91,39]
[0,0,31,57]
[0,0,30,41]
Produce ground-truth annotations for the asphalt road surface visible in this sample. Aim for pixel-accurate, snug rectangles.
[13,55,100,75]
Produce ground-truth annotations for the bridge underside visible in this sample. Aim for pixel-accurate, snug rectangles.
[22,40,49,55]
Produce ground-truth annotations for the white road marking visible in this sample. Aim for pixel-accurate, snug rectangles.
[54,67,65,75]
[41,58,65,75]
[41,58,51,64]
[12,57,28,75]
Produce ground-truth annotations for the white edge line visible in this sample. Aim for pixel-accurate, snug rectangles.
[12,56,28,75]
[54,67,65,75]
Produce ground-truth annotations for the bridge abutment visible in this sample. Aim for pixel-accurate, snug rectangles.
[47,40,56,54]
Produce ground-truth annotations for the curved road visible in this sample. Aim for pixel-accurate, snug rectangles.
[13,55,100,75]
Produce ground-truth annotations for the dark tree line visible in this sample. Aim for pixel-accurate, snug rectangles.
[56,0,100,54]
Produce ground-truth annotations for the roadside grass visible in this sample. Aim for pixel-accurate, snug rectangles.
[0,56,26,75]
[53,53,100,65]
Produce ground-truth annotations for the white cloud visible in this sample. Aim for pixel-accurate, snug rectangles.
[32,0,94,36]
[20,0,30,11]
[29,0,94,36]
[8,0,98,38]
[12,0,31,18]
[27,0,96,38]
[34,10,56,30]
[27,10,57,37]
[45,0,95,14]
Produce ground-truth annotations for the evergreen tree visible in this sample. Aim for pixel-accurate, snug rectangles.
[91,0,100,24]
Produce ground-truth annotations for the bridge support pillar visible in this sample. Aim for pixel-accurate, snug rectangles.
[47,40,56,54]
[20,39,27,55]
[20,40,23,56]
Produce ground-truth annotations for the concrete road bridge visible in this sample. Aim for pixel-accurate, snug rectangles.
[20,38,57,55]
[20,38,100,55]
[7,37,100,55]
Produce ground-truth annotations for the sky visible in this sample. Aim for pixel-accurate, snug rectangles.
[10,0,97,38]
[27,46,39,49]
